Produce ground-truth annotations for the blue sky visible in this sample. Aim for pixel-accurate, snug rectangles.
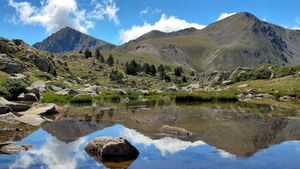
[1,0,299,45]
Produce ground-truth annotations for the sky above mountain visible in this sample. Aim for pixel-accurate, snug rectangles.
[1,0,299,45]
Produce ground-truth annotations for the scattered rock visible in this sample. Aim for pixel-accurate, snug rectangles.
[279,96,297,101]
[25,87,41,100]
[55,89,79,95]
[221,80,234,86]
[238,84,249,88]
[17,93,39,102]
[159,125,192,138]
[0,142,32,154]
[0,97,30,112]
[0,57,25,74]
[18,103,62,116]
[166,86,178,91]
[0,103,11,115]
[31,56,56,75]
[85,137,139,163]
[247,88,258,95]
[48,85,63,92]
[31,81,46,93]
[119,90,127,95]
[80,86,100,95]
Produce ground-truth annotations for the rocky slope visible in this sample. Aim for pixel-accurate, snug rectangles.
[33,27,115,53]
[116,12,300,71]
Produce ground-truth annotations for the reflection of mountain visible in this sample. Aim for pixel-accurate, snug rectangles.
[0,122,38,143]
[64,103,300,157]
[42,120,111,143]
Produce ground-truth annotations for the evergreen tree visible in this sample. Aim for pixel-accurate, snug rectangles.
[142,63,151,74]
[106,54,114,66]
[158,64,166,80]
[174,67,182,77]
[149,65,157,76]
[181,76,187,83]
[84,49,92,58]
[95,49,104,62]
[125,60,141,76]
[164,74,171,82]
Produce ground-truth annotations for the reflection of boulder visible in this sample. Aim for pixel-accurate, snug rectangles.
[85,137,139,169]
[0,142,31,154]
[43,120,108,143]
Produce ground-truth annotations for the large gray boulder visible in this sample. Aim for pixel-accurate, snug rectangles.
[30,81,46,93]
[0,56,25,74]
[85,137,139,162]
[17,93,39,102]
[31,56,56,75]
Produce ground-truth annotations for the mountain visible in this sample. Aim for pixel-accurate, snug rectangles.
[33,27,115,53]
[116,12,300,71]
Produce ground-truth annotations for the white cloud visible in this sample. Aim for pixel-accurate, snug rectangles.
[120,127,206,156]
[8,0,120,34]
[119,14,206,43]
[9,135,87,169]
[217,12,236,21]
[140,7,150,15]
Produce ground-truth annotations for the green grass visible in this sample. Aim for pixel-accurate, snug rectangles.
[42,92,75,103]
[175,90,239,102]
[70,95,93,104]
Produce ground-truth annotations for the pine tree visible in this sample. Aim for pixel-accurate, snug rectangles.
[106,54,114,66]
[174,67,182,77]
[142,63,151,74]
[158,64,165,80]
[149,65,157,76]
[182,76,187,83]
[95,49,104,62]
[84,49,92,58]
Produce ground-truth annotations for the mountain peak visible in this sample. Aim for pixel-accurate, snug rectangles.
[33,27,115,52]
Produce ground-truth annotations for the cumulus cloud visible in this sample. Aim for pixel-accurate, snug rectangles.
[217,12,236,21]
[120,127,206,155]
[8,0,120,34]
[9,135,87,169]
[119,14,206,43]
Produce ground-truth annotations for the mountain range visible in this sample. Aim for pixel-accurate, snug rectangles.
[33,12,300,71]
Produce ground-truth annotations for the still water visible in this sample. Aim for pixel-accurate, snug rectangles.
[1,101,300,169]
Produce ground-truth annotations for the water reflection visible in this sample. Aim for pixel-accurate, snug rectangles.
[0,101,300,169]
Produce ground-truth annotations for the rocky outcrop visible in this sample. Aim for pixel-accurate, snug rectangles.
[31,56,56,75]
[159,125,192,138]
[0,97,30,112]
[85,137,139,162]
[0,55,25,74]
[194,71,231,87]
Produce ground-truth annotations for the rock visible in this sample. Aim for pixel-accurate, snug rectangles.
[18,103,62,116]
[166,86,178,91]
[238,84,249,88]
[247,88,258,95]
[48,85,62,92]
[25,87,41,100]
[159,125,192,138]
[18,93,39,102]
[55,89,79,95]
[0,57,25,74]
[221,80,234,86]
[255,93,273,99]
[85,137,139,162]
[17,114,47,126]
[182,83,200,91]
[80,86,100,95]
[0,103,11,114]
[31,56,56,75]
[279,96,297,101]
[0,97,30,112]
[119,90,127,95]
[194,71,231,87]
[8,73,27,81]
[31,81,46,93]
[0,142,31,154]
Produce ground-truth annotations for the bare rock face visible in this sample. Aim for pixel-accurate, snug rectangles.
[85,137,139,163]
[159,125,192,138]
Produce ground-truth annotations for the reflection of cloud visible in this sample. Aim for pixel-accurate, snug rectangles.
[9,134,87,169]
[120,128,206,156]
[217,149,235,158]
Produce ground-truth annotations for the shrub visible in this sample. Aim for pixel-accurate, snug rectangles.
[274,66,296,78]
[106,54,114,66]
[109,69,124,83]
[0,79,26,100]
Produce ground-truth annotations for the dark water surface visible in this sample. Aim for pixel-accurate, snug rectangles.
[1,101,300,169]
